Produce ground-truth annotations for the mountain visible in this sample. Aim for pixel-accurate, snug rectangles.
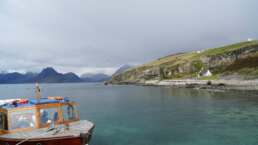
[0,67,82,84]
[109,40,258,84]
[81,73,111,82]
[0,72,25,84]
[63,72,82,82]
[34,67,62,83]
[33,67,82,83]
[112,65,132,76]
[0,72,37,84]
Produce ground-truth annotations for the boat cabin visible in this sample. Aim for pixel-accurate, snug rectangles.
[0,97,79,135]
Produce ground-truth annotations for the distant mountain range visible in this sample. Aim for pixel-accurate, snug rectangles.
[0,67,111,84]
[81,73,111,82]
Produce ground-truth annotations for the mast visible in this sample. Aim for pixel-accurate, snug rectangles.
[35,82,41,102]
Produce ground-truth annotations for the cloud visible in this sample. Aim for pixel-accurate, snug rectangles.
[0,0,258,74]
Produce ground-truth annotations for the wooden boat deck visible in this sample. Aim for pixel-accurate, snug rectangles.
[0,120,94,140]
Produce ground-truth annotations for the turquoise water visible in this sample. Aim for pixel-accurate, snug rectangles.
[0,83,258,145]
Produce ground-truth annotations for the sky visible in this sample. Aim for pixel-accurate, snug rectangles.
[0,0,258,75]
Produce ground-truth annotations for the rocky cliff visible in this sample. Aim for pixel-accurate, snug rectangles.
[109,40,258,84]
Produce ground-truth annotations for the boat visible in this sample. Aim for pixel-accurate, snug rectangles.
[0,84,94,145]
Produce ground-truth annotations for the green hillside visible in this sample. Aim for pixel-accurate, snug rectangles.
[110,40,258,84]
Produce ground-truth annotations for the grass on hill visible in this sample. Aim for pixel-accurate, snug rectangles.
[201,40,258,56]
[142,40,258,68]
[113,40,258,81]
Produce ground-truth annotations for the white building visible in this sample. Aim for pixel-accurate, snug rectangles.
[198,68,212,78]
[248,38,253,42]
[202,70,212,77]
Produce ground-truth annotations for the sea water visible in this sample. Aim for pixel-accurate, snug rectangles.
[0,83,257,145]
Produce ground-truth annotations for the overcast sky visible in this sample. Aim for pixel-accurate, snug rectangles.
[0,0,258,75]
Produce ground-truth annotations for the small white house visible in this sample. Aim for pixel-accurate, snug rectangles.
[248,38,253,42]
[198,68,212,78]
[202,70,212,77]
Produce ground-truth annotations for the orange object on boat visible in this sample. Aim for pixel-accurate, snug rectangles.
[48,96,64,100]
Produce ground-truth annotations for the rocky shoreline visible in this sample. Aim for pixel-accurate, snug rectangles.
[109,79,258,91]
